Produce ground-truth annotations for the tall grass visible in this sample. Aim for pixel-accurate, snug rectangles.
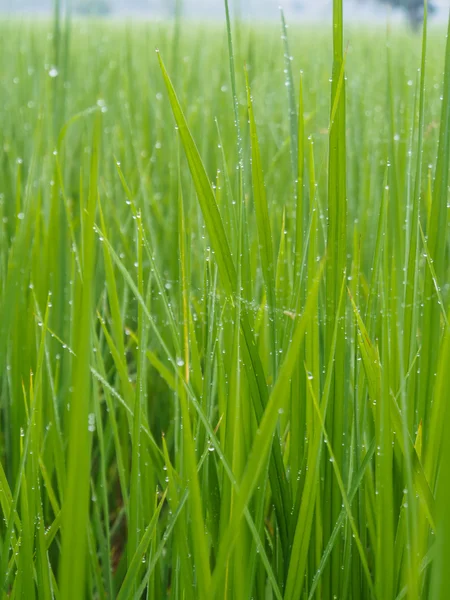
[0,1,449,598]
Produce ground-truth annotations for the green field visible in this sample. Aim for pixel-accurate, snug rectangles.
[0,1,449,598]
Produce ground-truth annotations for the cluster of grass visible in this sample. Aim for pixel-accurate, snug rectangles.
[0,0,449,597]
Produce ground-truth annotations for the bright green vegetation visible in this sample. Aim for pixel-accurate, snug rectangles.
[0,0,449,597]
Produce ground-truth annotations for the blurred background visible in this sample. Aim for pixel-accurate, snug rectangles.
[0,0,447,23]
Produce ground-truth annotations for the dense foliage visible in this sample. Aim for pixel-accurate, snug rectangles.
[74,0,111,16]
[0,2,449,598]
[378,0,435,27]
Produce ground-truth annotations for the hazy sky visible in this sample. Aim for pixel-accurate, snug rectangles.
[0,0,447,20]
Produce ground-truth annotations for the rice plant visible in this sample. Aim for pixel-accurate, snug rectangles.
[0,0,449,597]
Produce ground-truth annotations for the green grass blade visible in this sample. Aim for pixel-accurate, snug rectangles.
[58,118,99,600]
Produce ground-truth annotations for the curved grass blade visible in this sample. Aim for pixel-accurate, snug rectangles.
[158,49,291,559]
[210,260,325,597]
